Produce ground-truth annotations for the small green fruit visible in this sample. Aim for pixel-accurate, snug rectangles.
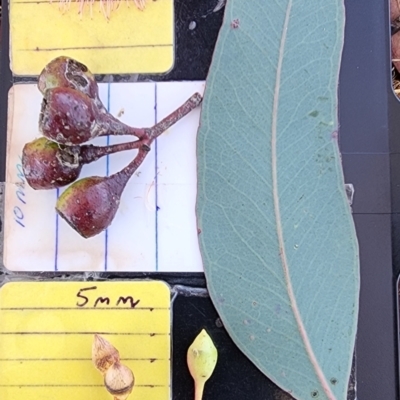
[187,329,218,400]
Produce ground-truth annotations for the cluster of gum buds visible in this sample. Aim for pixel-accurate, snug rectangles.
[23,56,202,238]
[92,334,135,400]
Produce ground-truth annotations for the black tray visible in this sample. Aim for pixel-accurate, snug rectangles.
[0,0,398,399]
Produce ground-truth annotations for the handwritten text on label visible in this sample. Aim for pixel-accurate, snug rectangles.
[76,286,141,308]
[14,159,26,228]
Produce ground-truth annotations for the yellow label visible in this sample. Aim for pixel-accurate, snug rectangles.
[9,0,174,75]
[0,281,171,400]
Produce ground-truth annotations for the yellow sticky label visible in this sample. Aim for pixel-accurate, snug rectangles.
[0,281,171,400]
[9,0,174,75]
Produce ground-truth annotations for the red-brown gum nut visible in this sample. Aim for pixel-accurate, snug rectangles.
[392,31,400,73]
[56,177,120,238]
[22,138,81,190]
[391,0,400,22]
[40,87,98,145]
[38,57,70,95]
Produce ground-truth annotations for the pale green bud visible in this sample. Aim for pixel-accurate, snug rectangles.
[187,329,218,400]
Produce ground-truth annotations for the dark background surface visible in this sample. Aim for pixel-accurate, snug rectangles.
[0,0,399,399]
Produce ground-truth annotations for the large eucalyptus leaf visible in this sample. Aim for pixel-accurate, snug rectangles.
[196,1,360,399]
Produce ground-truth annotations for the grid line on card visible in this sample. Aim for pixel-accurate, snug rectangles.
[17,44,173,51]
[0,332,168,336]
[0,357,169,361]
[0,384,169,388]
[104,83,111,272]
[54,188,59,271]
[0,306,168,310]
[154,83,159,272]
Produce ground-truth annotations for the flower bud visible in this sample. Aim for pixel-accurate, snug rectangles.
[187,329,218,400]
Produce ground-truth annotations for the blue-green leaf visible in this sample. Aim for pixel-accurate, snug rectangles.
[196,1,359,400]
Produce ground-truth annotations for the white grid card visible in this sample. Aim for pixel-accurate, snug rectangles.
[4,82,205,272]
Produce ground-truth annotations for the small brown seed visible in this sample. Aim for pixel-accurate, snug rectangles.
[104,361,135,400]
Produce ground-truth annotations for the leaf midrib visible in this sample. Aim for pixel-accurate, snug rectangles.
[270,1,336,399]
